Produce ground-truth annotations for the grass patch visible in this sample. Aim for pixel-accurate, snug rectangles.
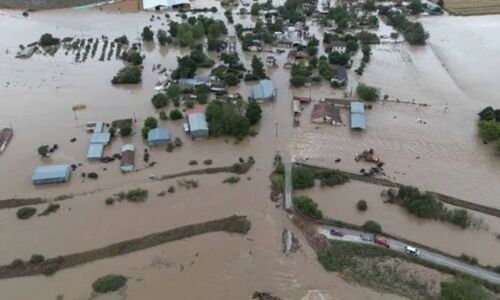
[92,274,127,294]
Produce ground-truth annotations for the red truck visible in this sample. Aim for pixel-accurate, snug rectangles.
[374,236,390,248]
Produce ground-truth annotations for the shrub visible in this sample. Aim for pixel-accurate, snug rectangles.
[440,279,490,300]
[293,196,323,219]
[167,186,175,193]
[292,166,315,189]
[125,188,148,202]
[356,83,379,101]
[159,110,168,120]
[362,220,382,233]
[357,199,368,211]
[114,35,129,45]
[144,116,158,129]
[142,26,154,41]
[459,254,478,265]
[317,171,348,187]
[123,51,143,65]
[88,172,98,179]
[174,137,183,147]
[170,109,183,120]
[120,125,132,137]
[111,66,141,84]
[30,254,45,264]
[10,259,24,269]
[105,197,114,205]
[39,33,60,47]
[223,176,240,184]
[151,93,169,109]
[16,207,37,219]
[271,174,284,191]
[166,142,174,152]
[41,263,59,276]
[92,274,127,294]
[37,144,49,157]
[203,159,213,165]
[188,160,198,165]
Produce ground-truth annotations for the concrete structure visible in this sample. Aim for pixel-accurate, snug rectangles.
[311,103,342,125]
[87,143,104,160]
[90,132,111,145]
[142,0,190,10]
[331,40,347,53]
[331,66,348,86]
[187,113,209,138]
[0,128,13,153]
[148,127,171,146]
[350,102,366,130]
[250,79,277,102]
[32,164,71,185]
[120,144,135,172]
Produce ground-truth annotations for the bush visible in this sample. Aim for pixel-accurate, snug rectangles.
[88,172,98,179]
[125,188,148,202]
[144,116,158,129]
[356,83,379,101]
[159,110,168,120]
[124,51,143,65]
[151,93,169,109]
[167,186,175,193]
[174,137,183,147]
[105,197,114,205]
[142,26,154,41]
[92,274,127,294]
[188,160,198,165]
[114,35,129,45]
[440,279,490,300]
[111,66,141,84]
[37,144,49,157]
[10,259,24,269]
[292,166,315,189]
[203,159,213,165]
[362,220,382,233]
[169,109,183,120]
[357,199,368,211]
[245,101,262,125]
[293,196,323,219]
[30,254,45,264]
[223,176,240,184]
[39,33,60,47]
[120,125,132,137]
[317,171,348,187]
[16,207,37,219]
[271,174,284,191]
[41,263,59,276]
[459,254,478,265]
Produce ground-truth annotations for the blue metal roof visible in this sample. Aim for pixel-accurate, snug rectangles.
[188,113,208,132]
[251,79,275,100]
[32,164,71,182]
[148,127,170,142]
[351,113,366,130]
[350,102,365,114]
[90,132,111,144]
[87,143,104,159]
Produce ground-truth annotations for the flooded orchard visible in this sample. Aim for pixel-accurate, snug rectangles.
[1,1,500,299]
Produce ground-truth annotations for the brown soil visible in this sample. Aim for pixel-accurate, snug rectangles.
[0,215,251,279]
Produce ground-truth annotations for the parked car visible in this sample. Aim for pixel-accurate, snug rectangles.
[374,236,390,248]
[330,229,344,237]
[405,246,420,256]
[360,234,374,242]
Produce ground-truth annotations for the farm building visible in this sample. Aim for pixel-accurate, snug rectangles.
[142,0,191,10]
[311,103,342,125]
[90,132,111,145]
[0,128,13,153]
[120,144,135,172]
[148,128,171,146]
[32,164,71,185]
[187,112,209,138]
[350,102,366,130]
[250,79,277,102]
[87,143,104,160]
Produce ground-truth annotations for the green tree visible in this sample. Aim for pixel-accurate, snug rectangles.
[408,0,423,14]
[362,220,382,233]
[356,83,379,101]
[92,274,127,294]
[157,29,168,46]
[151,93,169,109]
[169,109,183,120]
[120,125,132,136]
[357,199,368,211]
[114,35,129,45]
[328,51,350,65]
[346,39,359,53]
[292,166,315,189]
[245,101,262,125]
[142,26,154,42]
[144,116,158,129]
[37,145,49,157]
[111,66,142,84]
[123,51,143,65]
[251,55,266,79]
[479,120,500,142]
[251,3,260,15]
[39,33,60,47]
[293,196,323,219]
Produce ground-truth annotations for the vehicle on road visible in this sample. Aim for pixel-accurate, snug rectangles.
[374,236,390,248]
[330,229,344,237]
[360,234,374,242]
[405,246,420,256]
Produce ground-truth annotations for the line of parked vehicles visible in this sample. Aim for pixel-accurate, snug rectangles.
[329,229,420,256]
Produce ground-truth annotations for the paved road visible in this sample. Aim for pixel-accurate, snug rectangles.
[318,226,500,285]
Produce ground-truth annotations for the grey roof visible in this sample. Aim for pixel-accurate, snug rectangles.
[350,102,365,114]
[188,112,208,132]
[333,66,348,81]
[87,143,104,159]
[251,79,275,100]
[90,132,111,144]
[332,40,347,48]
[351,113,366,130]
[32,164,71,183]
[143,0,190,9]
[94,122,104,133]
[148,127,170,142]
[178,77,210,87]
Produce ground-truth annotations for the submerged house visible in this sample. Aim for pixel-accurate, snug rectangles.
[120,144,135,172]
[187,112,209,138]
[142,0,191,10]
[350,101,367,130]
[311,103,342,125]
[148,127,171,146]
[331,40,347,53]
[87,143,104,160]
[87,132,111,160]
[250,79,277,102]
[331,66,348,86]
[32,164,71,185]
[0,128,13,153]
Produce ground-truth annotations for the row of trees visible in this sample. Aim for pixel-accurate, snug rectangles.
[172,46,215,79]
[168,16,228,50]
[379,9,429,45]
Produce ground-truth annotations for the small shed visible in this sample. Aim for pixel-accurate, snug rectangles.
[350,101,366,130]
[188,113,209,138]
[250,79,277,102]
[87,143,104,160]
[121,144,135,172]
[148,128,170,146]
[32,164,71,185]
[90,132,111,145]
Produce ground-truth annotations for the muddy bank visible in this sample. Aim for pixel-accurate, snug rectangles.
[0,215,250,279]
[0,0,104,9]
[0,161,254,210]
[296,163,500,218]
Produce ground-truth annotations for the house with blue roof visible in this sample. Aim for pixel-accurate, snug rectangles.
[350,101,366,130]
[148,127,171,146]
[250,79,277,102]
[187,113,209,138]
[32,164,71,185]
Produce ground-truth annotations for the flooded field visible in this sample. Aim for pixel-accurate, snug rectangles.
[1,2,500,299]
[297,181,500,265]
